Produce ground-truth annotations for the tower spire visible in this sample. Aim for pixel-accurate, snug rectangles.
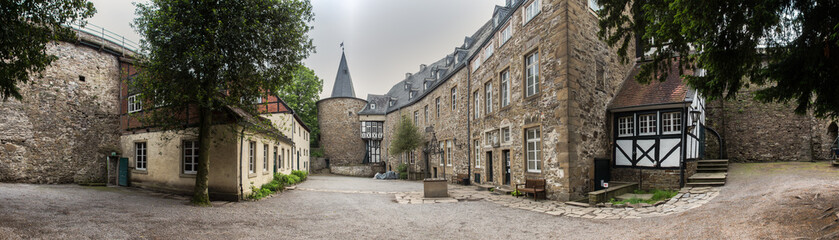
[330,50,356,98]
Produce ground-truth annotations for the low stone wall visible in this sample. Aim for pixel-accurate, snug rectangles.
[330,164,385,178]
[310,157,329,174]
[612,168,682,191]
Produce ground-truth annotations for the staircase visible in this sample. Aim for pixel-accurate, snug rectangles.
[686,159,729,187]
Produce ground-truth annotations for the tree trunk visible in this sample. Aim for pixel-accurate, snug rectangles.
[191,105,212,206]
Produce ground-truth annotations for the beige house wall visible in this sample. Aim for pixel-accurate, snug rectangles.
[237,128,293,196]
[262,112,311,172]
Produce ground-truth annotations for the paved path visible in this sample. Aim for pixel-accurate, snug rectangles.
[1,163,838,239]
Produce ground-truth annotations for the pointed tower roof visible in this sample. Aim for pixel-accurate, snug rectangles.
[330,52,356,98]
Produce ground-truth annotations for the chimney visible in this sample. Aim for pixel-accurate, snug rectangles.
[420,64,427,71]
[406,73,412,78]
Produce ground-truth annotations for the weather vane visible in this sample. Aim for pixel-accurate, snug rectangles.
[340,42,344,52]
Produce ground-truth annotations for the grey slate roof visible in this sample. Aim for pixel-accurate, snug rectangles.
[358,94,390,115]
[330,52,357,98]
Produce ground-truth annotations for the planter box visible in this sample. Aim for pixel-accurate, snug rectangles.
[423,178,448,198]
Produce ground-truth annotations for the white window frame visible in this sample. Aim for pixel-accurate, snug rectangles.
[370,103,376,109]
[128,94,142,113]
[435,97,440,118]
[501,127,511,144]
[446,140,452,166]
[424,105,428,122]
[414,111,419,124]
[183,140,198,174]
[475,140,482,168]
[263,144,269,172]
[135,142,147,170]
[473,91,481,119]
[501,70,510,107]
[638,114,658,136]
[523,0,541,24]
[662,112,682,134]
[618,116,635,137]
[472,57,481,72]
[483,42,494,61]
[525,51,540,97]
[248,141,256,173]
[500,25,512,45]
[485,82,493,114]
[526,127,541,173]
[451,87,457,110]
[440,141,445,166]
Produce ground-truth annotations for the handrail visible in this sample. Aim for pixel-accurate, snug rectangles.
[66,22,141,55]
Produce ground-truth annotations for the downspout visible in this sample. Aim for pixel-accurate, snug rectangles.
[679,104,689,188]
[703,125,725,159]
[238,126,246,200]
[466,60,472,184]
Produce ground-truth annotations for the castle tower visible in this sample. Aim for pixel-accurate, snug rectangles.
[330,51,356,98]
[316,50,368,168]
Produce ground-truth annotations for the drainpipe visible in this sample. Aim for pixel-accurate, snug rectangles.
[679,105,689,188]
[466,60,472,185]
[238,126,246,200]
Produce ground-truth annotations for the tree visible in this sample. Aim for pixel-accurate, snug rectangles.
[277,65,323,146]
[597,0,839,118]
[133,0,314,205]
[390,115,425,156]
[0,0,96,100]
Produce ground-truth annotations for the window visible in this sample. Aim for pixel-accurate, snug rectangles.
[440,141,445,166]
[414,111,419,124]
[409,91,415,99]
[589,0,603,12]
[500,70,510,107]
[451,87,457,110]
[475,140,481,168]
[435,97,440,118]
[524,0,541,24]
[389,100,395,107]
[248,142,256,173]
[263,144,269,171]
[255,96,263,104]
[525,51,540,97]
[485,132,494,145]
[501,127,511,143]
[526,127,541,172]
[135,142,147,170]
[485,82,493,114]
[500,25,512,45]
[483,42,494,61]
[618,116,634,137]
[410,151,415,164]
[662,112,682,134]
[371,103,376,109]
[368,140,381,163]
[446,140,452,166]
[128,94,142,113]
[183,140,198,174]
[638,114,657,135]
[473,91,480,119]
[424,105,428,122]
[273,146,278,171]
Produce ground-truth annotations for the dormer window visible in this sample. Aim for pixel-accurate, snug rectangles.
[405,83,409,90]
[370,103,376,109]
[409,91,415,99]
[389,101,395,107]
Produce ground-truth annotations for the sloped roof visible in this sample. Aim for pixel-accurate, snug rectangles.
[330,52,356,98]
[358,94,390,115]
[226,105,293,144]
[609,64,694,109]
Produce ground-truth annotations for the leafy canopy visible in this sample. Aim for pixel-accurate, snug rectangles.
[0,0,95,100]
[597,0,839,118]
[390,115,425,155]
[277,65,323,146]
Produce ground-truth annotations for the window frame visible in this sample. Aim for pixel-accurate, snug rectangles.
[638,113,658,136]
[128,94,142,113]
[446,140,453,166]
[248,141,256,174]
[435,97,441,118]
[662,112,682,135]
[525,51,540,98]
[500,69,510,107]
[451,87,457,110]
[485,81,493,114]
[501,127,511,144]
[473,90,481,119]
[183,140,198,174]
[500,24,512,46]
[135,142,147,170]
[263,144,269,172]
[523,0,542,24]
[525,127,542,173]
[474,139,482,168]
[617,116,635,137]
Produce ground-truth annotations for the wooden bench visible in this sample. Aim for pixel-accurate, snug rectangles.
[452,174,469,185]
[516,179,546,201]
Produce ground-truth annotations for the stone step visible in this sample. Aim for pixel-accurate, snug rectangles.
[697,168,728,172]
[697,163,729,168]
[686,181,725,186]
[697,159,729,164]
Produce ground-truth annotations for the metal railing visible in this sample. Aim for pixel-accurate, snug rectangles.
[66,22,141,55]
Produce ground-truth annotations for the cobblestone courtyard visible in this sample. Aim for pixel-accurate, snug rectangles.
[2,162,839,239]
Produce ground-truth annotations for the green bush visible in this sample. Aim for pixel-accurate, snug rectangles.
[399,172,408,179]
[397,163,408,173]
[511,190,523,196]
[287,174,301,184]
[291,170,308,181]
[249,171,309,200]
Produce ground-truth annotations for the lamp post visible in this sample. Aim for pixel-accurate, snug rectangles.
[688,110,701,131]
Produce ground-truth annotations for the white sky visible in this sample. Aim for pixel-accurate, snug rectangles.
[85,0,504,99]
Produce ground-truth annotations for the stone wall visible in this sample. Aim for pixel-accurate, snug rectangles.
[310,157,329,174]
[704,87,836,162]
[612,168,682,191]
[0,41,122,184]
[331,164,385,178]
[317,97,367,166]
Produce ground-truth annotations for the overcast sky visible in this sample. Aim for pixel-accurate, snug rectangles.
[85,0,504,99]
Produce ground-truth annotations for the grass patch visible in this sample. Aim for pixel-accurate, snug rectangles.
[610,189,678,205]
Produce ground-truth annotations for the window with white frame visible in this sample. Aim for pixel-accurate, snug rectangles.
[662,112,682,134]
[273,146,278,170]
[248,141,256,173]
[183,140,198,174]
[618,116,634,137]
[638,114,658,135]
[485,82,493,114]
[370,103,376,109]
[263,144,269,171]
[414,111,419,124]
[440,141,445,166]
[472,57,481,72]
[501,127,511,143]
[525,51,540,97]
[446,140,452,166]
[128,94,142,113]
[475,140,481,168]
[483,42,494,61]
[500,25,512,45]
[436,97,440,118]
[255,96,263,104]
[526,127,541,172]
[424,105,428,122]
[451,87,457,110]
[135,142,147,170]
[523,0,541,24]
[473,91,480,119]
[500,70,510,107]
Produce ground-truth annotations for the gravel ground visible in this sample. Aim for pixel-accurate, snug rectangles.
[1,162,838,239]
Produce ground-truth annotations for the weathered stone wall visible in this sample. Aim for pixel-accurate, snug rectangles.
[317,97,367,166]
[612,168,682,191]
[704,87,836,162]
[0,41,122,184]
[310,157,329,173]
[331,164,385,178]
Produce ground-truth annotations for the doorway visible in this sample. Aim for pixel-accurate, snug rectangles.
[486,151,494,183]
[433,167,438,178]
[503,150,510,185]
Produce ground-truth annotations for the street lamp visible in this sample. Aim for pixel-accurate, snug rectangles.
[688,110,701,131]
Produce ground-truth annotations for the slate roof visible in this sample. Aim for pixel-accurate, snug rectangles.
[609,64,695,110]
[358,94,390,115]
[330,52,356,98]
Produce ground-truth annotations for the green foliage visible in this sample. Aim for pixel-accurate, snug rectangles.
[277,66,323,146]
[399,172,408,180]
[311,148,324,158]
[597,0,839,118]
[0,1,96,100]
[249,172,308,200]
[291,170,308,181]
[511,190,523,197]
[609,189,678,205]
[133,0,314,205]
[389,115,426,155]
[396,163,408,173]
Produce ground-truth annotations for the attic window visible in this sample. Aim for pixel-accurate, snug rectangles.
[371,103,376,109]
[409,91,415,99]
[389,101,395,107]
[78,75,86,82]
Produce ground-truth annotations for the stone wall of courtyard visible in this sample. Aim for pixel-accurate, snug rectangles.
[317,97,367,166]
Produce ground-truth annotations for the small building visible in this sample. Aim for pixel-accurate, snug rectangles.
[607,64,706,190]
